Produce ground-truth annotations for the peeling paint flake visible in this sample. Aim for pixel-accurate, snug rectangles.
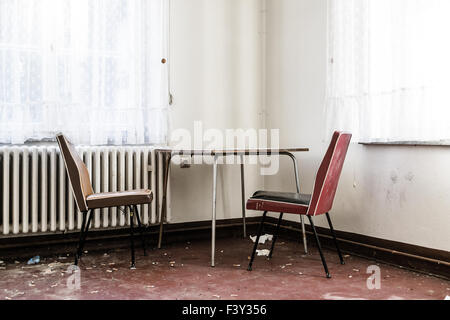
[250,234,273,244]
[42,268,55,275]
[256,249,270,256]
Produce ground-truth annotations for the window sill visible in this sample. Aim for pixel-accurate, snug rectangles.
[359,141,450,147]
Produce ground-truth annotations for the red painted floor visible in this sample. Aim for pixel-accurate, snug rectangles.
[0,237,448,300]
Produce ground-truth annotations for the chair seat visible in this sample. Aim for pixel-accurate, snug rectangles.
[86,189,153,210]
[246,191,311,215]
[251,191,311,205]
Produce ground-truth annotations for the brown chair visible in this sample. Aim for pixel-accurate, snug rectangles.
[56,134,153,268]
[246,131,352,278]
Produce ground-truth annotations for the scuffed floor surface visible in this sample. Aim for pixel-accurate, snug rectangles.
[0,237,448,300]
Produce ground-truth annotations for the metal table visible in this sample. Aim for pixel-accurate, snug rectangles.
[155,148,309,267]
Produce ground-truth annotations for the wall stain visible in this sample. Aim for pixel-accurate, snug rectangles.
[390,172,398,184]
[405,172,414,182]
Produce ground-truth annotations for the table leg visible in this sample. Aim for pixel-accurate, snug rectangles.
[300,215,307,254]
[211,155,218,267]
[157,152,171,249]
[286,152,308,254]
[240,155,247,238]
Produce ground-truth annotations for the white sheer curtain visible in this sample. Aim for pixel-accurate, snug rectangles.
[0,0,169,145]
[326,0,450,143]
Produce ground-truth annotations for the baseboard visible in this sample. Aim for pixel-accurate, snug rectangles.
[0,218,262,261]
[1,216,448,280]
[263,216,450,280]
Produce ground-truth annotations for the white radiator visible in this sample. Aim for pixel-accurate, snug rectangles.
[0,145,170,237]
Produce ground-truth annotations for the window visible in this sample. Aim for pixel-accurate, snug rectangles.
[0,0,168,145]
[325,0,450,143]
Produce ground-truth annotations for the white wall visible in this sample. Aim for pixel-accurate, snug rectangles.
[167,0,449,252]
[168,0,264,223]
[264,0,450,251]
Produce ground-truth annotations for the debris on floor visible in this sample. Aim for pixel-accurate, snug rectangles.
[250,234,273,244]
[256,249,270,256]
[27,256,40,265]
[0,237,448,300]
[42,268,55,275]
[48,261,69,268]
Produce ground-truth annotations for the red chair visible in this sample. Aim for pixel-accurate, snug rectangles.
[246,131,352,278]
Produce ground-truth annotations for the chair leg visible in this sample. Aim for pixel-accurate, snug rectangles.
[134,205,147,256]
[307,215,331,278]
[268,212,283,260]
[325,212,344,265]
[74,210,93,265]
[74,212,87,265]
[129,206,136,269]
[247,211,267,271]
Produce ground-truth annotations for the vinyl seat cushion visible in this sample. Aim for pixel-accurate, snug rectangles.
[250,191,311,205]
[86,189,153,209]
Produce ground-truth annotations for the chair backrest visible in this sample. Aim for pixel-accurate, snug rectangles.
[56,134,94,212]
[307,131,352,216]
